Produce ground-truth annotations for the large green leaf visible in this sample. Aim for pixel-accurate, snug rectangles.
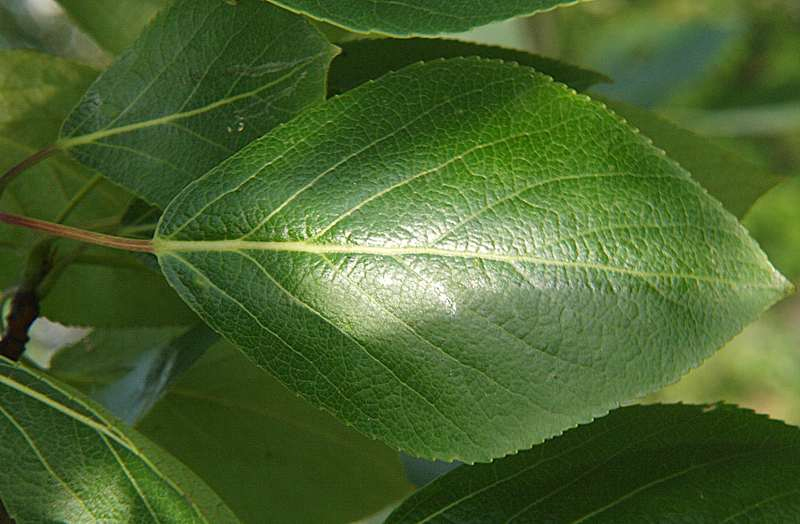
[153,58,791,461]
[0,357,238,523]
[138,342,412,523]
[604,99,786,218]
[328,38,609,96]
[264,0,584,36]
[59,0,336,209]
[57,0,170,55]
[386,404,800,523]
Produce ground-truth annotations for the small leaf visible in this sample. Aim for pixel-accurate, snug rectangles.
[153,58,791,461]
[264,0,584,36]
[138,342,412,524]
[386,404,800,523]
[60,0,337,209]
[604,98,786,218]
[57,0,170,54]
[328,38,609,96]
[0,357,239,523]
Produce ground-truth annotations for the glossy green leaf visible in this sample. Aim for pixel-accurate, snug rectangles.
[264,0,585,36]
[386,404,800,523]
[328,38,609,96]
[60,0,337,209]
[57,0,169,54]
[0,357,239,523]
[138,342,412,523]
[604,99,786,218]
[153,58,791,462]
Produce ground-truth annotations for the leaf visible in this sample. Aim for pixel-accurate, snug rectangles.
[385,404,800,523]
[323,39,777,219]
[40,248,197,328]
[49,326,189,386]
[0,50,128,290]
[138,342,412,523]
[153,58,792,462]
[50,324,216,424]
[0,357,239,523]
[264,0,584,36]
[604,99,786,218]
[57,0,170,54]
[328,38,609,96]
[93,324,217,424]
[59,0,337,209]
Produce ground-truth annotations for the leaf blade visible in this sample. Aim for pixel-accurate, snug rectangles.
[264,0,587,36]
[155,58,791,461]
[138,342,412,524]
[386,404,800,523]
[60,0,336,209]
[0,357,239,523]
[328,38,609,96]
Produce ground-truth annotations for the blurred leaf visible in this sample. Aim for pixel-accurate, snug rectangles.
[41,248,197,328]
[387,404,800,523]
[49,325,187,385]
[0,50,129,292]
[59,0,337,209]
[155,58,790,462]
[49,324,214,424]
[138,343,412,524]
[744,177,800,282]
[264,0,583,36]
[57,0,170,54]
[328,38,609,96]
[0,357,239,523]
[604,98,785,218]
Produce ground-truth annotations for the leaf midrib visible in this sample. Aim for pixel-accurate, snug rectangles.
[154,239,779,290]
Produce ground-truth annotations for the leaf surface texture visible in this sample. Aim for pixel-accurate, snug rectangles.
[386,404,800,523]
[61,0,336,208]
[0,357,238,523]
[154,58,791,461]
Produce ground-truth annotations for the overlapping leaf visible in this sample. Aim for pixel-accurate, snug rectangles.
[0,357,238,523]
[57,0,170,54]
[386,404,800,523]
[0,50,194,328]
[265,0,585,36]
[153,58,791,461]
[139,342,412,523]
[60,0,337,209]
[328,38,609,96]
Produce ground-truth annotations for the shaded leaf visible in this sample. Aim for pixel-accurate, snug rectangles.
[49,325,188,385]
[153,58,791,461]
[0,357,238,523]
[40,248,196,328]
[138,342,412,523]
[328,38,609,96]
[0,50,129,291]
[604,98,786,218]
[265,0,584,36]
[57,0,169,54]
[386,404,800,523]
[60,0,337,209]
